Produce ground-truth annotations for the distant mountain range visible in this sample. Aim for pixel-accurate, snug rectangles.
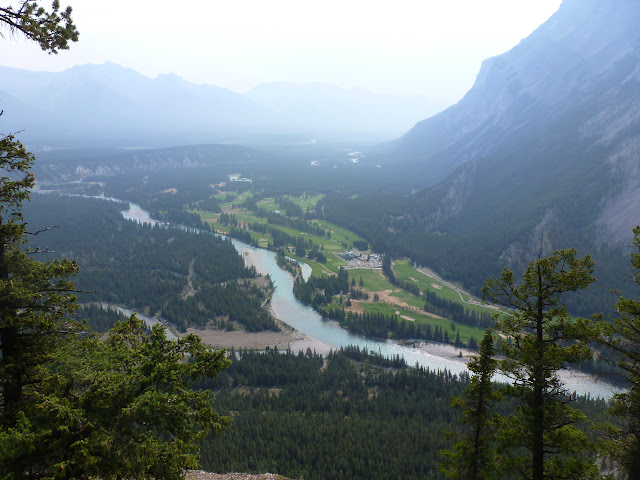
[0,63,445,147]
[385,0,640,268]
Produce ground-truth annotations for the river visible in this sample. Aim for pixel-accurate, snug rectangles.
[117,200,619,399]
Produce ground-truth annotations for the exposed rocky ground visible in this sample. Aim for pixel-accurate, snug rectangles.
[187,471,293,480]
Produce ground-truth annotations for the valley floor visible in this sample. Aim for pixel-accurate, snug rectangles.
[187,471,293,480]
[185,320,330,354]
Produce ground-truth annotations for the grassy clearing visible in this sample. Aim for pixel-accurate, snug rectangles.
[393,260,496,315]
[313,219,364,247]
[347,269,426,310]
[256,197,279,211]
[348,268,393,292]
[290,194,325,210]
[219,190,253,208]
[347,301,485,344]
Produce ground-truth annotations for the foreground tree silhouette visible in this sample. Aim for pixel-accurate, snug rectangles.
[0,0,82,433]
[0,0,78,53]
[0,135,79,414]
[0,133,232,480]
[440,329,500,480]
[1,317,231,479]
[1,0,80,405]
[1,8,231,475]
[483,249,600,480]
[602,226,640,479]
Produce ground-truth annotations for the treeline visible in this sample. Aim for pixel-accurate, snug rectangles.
[198,346,608,480]
[150,207,212,230]
[275,195,305,218]
[78,304,131,332]
[267,212,326,238]
[293,268,350,307]
[227,226,253,245]
[325,308,474,349]
[198,347,468,480]
[24,194,275,333]
[381,255,420,296]
[163,280,278,332]
[276,249,302,278]
[423,291,494,329]
[197,196,222,213]
[244,194,326,237]
[250,223,327,262]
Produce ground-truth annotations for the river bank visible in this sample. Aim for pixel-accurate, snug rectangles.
[185,320,332,354]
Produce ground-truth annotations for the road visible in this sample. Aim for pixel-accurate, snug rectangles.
[415,265,502,312]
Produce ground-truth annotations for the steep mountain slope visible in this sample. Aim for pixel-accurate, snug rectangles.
[393,0,640,187]
[389,0,640,259]
[322,0,640,315]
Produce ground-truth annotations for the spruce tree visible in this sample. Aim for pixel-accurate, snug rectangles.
[440,329,500,480]
[0,134,79,415]
[602,226,640,479]
[483,249,601,480]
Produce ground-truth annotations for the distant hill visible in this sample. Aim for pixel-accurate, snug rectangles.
[0,63,444,147]
[246,82,445,140]
[384,0,640,262]
[0,62,273,147]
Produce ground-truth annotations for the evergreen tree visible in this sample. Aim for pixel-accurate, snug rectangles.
[1,9,231,478]
[0,137,233,480]
[0,1,79,53]
[0,0,80,422]
[483,249,600,480]
[0,316,230,480]
[602,226,640,479]
[440,329,500,480]
[0,134,79,415]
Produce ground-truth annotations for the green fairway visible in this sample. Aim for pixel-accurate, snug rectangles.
[348,268,393,292]
[338,300,485,344]
[289,194,325,210]
[393,260,498,315]
[256,197,279,211]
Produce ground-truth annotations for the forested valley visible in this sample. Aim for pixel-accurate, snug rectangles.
[23,194,277,332]
[197,347,609,480]
[22,161,638,479]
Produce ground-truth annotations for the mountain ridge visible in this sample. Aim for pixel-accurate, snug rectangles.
[387,0,640,259]
[0,63,443,146]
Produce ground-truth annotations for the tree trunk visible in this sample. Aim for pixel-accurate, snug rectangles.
[532,266,545,480]
[0,326,21,412]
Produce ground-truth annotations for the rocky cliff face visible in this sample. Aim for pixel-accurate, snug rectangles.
[393,0,640,251]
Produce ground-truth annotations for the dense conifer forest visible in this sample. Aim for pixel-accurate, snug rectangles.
[196,347,608,480]
[23,194,276,332]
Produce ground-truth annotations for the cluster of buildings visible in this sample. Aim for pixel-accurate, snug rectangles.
[340,250,382,269]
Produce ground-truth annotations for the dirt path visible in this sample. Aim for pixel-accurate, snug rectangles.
[181,258,196,300]
[344,290,443,319]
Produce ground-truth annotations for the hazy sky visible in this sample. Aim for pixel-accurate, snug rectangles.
[0,0,562,104]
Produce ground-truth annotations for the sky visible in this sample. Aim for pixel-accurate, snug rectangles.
[0,0,562,105]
